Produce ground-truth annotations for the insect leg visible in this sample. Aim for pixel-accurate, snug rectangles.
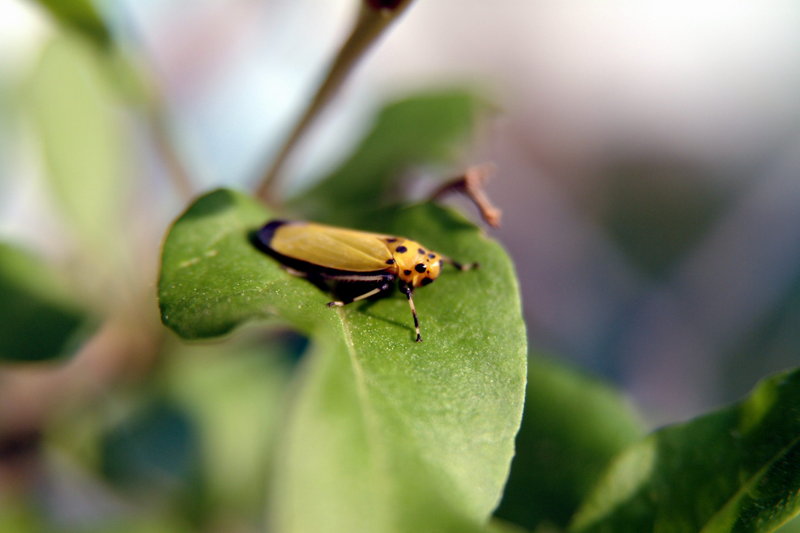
[327,284,389,307]
[319,273,390,283]
[324,274,395,307]
[441,256,479,271]
[281,266,308,278]
[400,282,422,342]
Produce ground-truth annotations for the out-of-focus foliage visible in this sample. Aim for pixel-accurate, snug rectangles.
[495,356,644,531]
[602,169,728,279]
[292,89,482,225]
[0,242,92,361]
[100,397,201,493]
[27,34,128,261]
[571,367,800,533]
[30,0,111,48]
[165,339,296,519]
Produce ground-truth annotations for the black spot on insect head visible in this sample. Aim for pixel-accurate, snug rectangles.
[415,263,426,273]
[385,258,395,265]
[428,253,436,259]
[421,277,433,286]
[404,269,412,276]
[396,245,407,253]
[418,248,426,255]
[439,259,444,267]
[385,237,398,243]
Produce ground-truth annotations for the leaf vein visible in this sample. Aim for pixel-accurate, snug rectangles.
[699,432,800,532]
[334,309,393,524]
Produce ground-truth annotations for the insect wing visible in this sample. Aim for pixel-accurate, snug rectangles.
[270,222,392,272]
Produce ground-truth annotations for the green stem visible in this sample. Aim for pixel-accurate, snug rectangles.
[254,0,416,204]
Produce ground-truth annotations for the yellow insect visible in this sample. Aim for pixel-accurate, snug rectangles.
[253,220,476,342]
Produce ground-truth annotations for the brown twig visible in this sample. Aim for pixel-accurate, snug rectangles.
[432,164,503,228]
[254,0,417,204]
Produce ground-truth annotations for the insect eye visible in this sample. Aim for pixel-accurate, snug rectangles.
[415,263,426,273]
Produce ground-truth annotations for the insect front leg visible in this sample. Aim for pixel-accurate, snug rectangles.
[441,256,479,272]
[399,282,422,343]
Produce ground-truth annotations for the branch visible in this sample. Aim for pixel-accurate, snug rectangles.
[254,0,417,203]
[146,96,195,200]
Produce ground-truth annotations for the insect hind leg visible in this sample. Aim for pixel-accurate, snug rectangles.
[327,279,393,307]
[282,266,308,278]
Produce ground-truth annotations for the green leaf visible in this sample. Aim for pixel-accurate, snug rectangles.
[30,0,112,48]
[101,397,202,492]
[158,188,527,533]
[495,357,644,531]
[0,242,92,362]
[27,35,127,257]
[571,367,800,533]
[99,395,208,526]
[75,517,195,533]
[777,515,800,533]
[291,89,482,224]
[0,501,43,532]
[165,338,296,517]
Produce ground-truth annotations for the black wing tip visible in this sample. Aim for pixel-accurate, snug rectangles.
[251,219,288,250]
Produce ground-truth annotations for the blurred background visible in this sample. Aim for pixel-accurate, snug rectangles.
[1,0,800,530]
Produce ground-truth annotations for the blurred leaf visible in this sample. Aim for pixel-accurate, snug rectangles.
[27,34,127,257]
[158,188,527,533]
[571,368,800,533]
[165,337,296,519]
[291,89,483,225]
[602,166,726,279]
[0,503,42,533]
[486,517,534,533]
[0,242,92,362]
[723,272,800,403]
[495,357,644,530]
[30,0,111,48]
[101,397,202,495]
[77,517,194,533]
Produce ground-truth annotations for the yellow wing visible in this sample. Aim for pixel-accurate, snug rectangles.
[270,222,394,272]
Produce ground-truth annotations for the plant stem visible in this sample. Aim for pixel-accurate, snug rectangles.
[147,97,195,200]
[254,0,416,203]
[114,5,197,201]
